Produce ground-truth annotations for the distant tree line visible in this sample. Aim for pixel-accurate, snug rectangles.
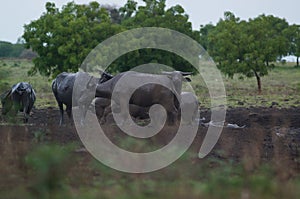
[22,0,300,92]
[0,41,24,58]
[0,40,37,59]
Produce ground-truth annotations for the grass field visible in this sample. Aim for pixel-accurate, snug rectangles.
[0,59,55,108]
[1,58,299,109]
[191,62,300,108]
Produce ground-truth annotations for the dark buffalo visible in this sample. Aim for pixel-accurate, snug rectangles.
[95,71,192,124]
[98,71,114,84]
[52,71,112,125]
[1,82,36,122]
[94,97,149,124]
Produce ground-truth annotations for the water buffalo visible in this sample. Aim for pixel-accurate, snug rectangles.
[52,71,111,125]
[1,82,36,122]
[98,71,114,83]
[95,71,192,124]
[94,97,149,124]
[178,92,199,124]
[94,90,198,125]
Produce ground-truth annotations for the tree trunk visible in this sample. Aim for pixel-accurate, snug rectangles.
[253,70,262,94]
[297,56,299,67]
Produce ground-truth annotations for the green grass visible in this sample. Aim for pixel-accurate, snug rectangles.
[191,63,300,108]
[1,58,300,109]
[0,58,56,108]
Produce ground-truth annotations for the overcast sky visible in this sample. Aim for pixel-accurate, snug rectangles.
[1,0,300,43]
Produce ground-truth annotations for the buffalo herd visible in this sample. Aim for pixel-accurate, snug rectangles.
[1,70,198,125]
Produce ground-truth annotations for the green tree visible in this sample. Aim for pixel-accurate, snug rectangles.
[199,23,215,51]
[119,0,138,21]
[23,1,124,77]
[0,41,24,58]
[120,0,199,40]
[245,15,289,92]
[23,0,201,76]
[248,14,289,66]
[208,12,247,77]
[208,12,290,93]
[284,24,300,66]
[0,41,13,57]
[110,0,201,73]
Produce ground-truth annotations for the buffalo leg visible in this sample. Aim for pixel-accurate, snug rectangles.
[23,106,29,123]
[166,105,179,125]
[58,102,64,125]
[24,112,29,123]
[167,111,176,125]
[66,106,72,118]
[22,95,30,123]
[66,105,72,124]
[95,106,104,123]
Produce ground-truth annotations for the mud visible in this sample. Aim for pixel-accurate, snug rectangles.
[0,106,299,190]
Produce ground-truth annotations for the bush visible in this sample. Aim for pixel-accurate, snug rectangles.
[25,144,76,198]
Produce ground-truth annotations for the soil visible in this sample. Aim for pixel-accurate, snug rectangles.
[0,106,299,190]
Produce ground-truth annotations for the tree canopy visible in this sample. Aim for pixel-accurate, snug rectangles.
[284,24,300,66]
[23,0,200,77]
[203,12,291,93]
[108,0,200,73]
[23,1,124,77]
[0,41,25,58]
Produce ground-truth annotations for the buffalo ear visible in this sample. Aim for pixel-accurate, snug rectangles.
[184,77,191,82]
[105,73,114,79]
[180,71,193,76]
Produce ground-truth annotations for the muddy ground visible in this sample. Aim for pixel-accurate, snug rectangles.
[0,106,299,195]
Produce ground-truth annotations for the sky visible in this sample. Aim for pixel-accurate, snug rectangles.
[1,0,300,43]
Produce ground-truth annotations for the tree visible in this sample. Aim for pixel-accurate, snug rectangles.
[102,4,123,24]
[208,12,248,77]
[23,1,124,77]
[0,41,13,57]
[0,41,24,58]
[247,15,289,92]
[207,12,290,93]
[248,15,289,66]
[111,0,200,73]
[199,23,215,50]
[119,0,137,21]
[23,0,201,76]
[284,24,300,66]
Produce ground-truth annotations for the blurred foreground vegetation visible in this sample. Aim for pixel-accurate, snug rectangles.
[0,141,299,199]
